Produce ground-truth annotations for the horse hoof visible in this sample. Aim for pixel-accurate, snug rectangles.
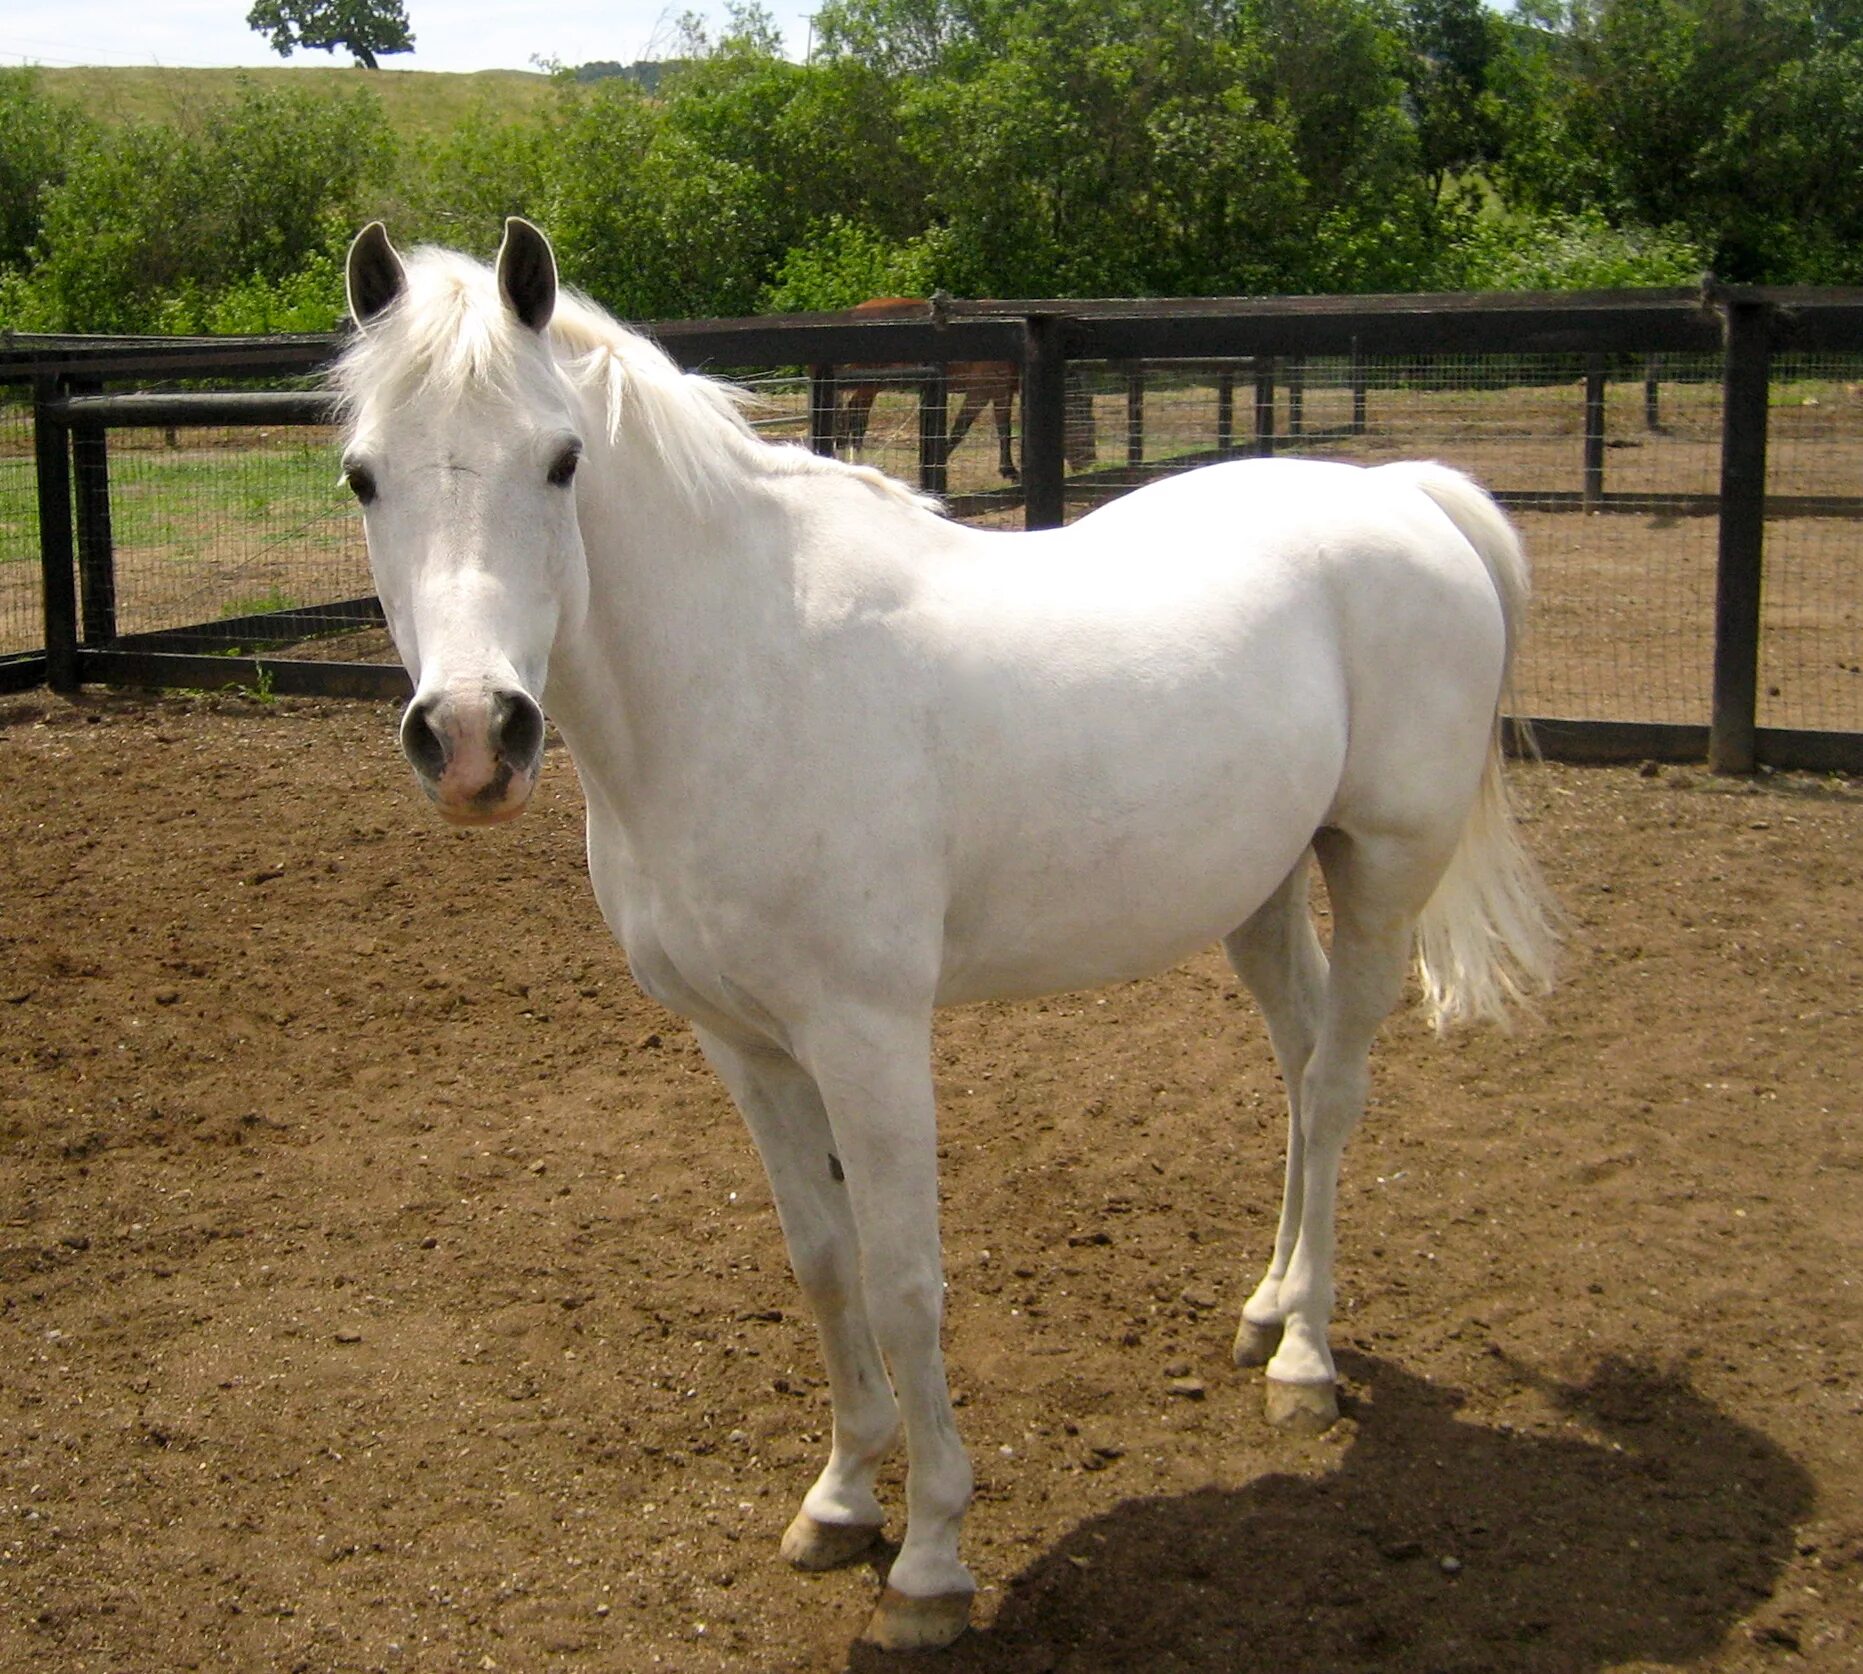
[781,1511,884,1572]
[1233,1317,1282,1367]
[1265,1378,1338,1437]
[862,1585,973,1651]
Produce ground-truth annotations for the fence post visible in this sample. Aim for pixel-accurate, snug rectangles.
[1021,313,1069,529]
[1710,298,1772,775]
[1124,366,1145,468]
[33,376,79,694]
[1350,339,1368,436]
[1583,356,1607,510]
[1287,356,1305,438]
[71,379,118,646]
[1215,369,1236,453]
[1253,359,1276,457]
[917,368,949,496]
[808,367,837,456]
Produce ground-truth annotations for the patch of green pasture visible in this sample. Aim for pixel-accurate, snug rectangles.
[217,587,303,619]
[38,65,557,144]
[0,458,41,565]
[107,435,356,564]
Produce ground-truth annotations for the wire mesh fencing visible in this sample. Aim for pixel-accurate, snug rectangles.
[1,389,41,658]
[95,417,375,655]
[10,312,1862,762]
[1760,353,1863,734]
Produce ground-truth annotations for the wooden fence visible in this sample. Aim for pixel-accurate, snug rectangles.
[5,284,1862,772]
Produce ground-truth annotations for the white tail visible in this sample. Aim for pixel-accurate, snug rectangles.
[1381,462,1562,1031]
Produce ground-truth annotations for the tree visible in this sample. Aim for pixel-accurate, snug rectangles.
[1501,0,1863,280]
[0,69,92,273]
[1398,0,1507,201]
[26,83,393,330]
[246,0,414,70]
[544,84,778,319]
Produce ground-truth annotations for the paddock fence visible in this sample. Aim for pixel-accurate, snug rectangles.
[4,286,1860,772]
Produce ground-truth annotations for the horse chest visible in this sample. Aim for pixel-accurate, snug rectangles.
[600,888,793,1052]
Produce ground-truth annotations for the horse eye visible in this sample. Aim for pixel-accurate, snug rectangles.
[345,465,378,505]
[547,445,581,488]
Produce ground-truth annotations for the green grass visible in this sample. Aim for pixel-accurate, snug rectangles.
[38,65,558,142]
[105,436,342,540]
[1,461,38,565]
[218,587,303,619]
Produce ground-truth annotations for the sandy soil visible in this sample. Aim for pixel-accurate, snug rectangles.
[1,691,1860,1674]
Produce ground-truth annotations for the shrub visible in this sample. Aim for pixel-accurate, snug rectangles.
[760,216,947,312]
[1450,207,1708,291]
[0,69,92,274]
[27,81,392,331]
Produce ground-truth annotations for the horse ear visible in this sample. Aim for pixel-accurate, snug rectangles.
[346,222,407,329]
[497,217,558,333]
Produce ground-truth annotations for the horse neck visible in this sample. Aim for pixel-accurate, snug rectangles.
[541,391,815,785]
[544,395,959,811]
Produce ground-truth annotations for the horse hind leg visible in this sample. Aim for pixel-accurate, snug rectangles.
[1252,826,1450,1436]
[1222,853,1328,1375]
[946,391,981,454]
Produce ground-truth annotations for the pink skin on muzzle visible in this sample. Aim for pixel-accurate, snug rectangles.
[400,686,546,826]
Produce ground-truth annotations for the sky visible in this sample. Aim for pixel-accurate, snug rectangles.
[0,1,826,73]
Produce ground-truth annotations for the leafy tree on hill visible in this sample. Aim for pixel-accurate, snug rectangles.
[246,0,414,70]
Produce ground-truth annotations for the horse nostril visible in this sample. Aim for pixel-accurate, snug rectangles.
[400,695,448,782]
[492,690,545,769]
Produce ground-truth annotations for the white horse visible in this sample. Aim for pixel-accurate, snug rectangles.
[334,219,1558,1651]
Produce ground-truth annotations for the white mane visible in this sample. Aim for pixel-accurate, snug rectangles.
[330,246,932,511]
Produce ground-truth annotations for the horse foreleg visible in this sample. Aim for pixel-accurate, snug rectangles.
[1256,829,1431,1436]
[798,1007,974,1651]
[946,391,980,454]
[694,1027,898,1569]
[992,394,1018,480]
[1222,853,1327,1373]
[839,387,878,457]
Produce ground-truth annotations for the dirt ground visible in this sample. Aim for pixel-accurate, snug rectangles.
[1,690,1860,1674]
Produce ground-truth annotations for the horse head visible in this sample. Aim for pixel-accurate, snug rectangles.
[336,219,590,825]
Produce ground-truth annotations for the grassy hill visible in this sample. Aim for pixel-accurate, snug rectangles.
[38,64,559,140]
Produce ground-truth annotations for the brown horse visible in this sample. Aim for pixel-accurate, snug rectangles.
[818,298,1022,480]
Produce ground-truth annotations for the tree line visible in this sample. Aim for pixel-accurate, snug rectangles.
[3,0,1860,336]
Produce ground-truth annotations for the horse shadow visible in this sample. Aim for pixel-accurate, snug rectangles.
[846,1353,1810,1672]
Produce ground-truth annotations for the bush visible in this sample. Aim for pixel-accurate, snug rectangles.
[544,84,775,320]
[1450,207,1708,291]
[26,80,392,332]
[155,245,349,336]
[401,96,553,251]
[760,216,947,311]
[0,69,92,275]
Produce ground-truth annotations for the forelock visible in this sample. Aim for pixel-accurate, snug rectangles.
[331,247,550,430]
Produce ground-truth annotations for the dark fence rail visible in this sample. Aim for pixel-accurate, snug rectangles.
[4,284,1861,772]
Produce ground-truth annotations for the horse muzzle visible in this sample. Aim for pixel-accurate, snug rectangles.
[400,685,546,826]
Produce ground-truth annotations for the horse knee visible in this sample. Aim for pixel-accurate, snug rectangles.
[786,1228,859,1317]
[862,1266,944,1349]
